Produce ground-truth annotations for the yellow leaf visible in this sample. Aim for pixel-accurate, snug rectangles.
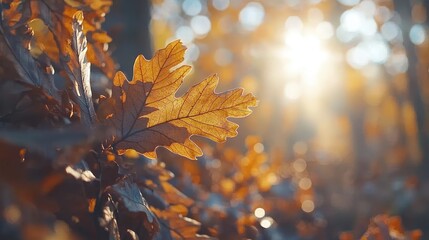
[107,40,257,160]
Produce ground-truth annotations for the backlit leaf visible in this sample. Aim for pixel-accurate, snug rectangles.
[63,11,96,126]
[106,40,257,160]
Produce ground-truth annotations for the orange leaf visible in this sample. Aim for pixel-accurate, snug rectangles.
[106,40,257,160]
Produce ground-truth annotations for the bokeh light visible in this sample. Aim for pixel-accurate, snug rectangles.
[213,0,230,11]
[293,159,307,173]
[410,24,426,45]
[254,208,266,218]
[191,15,211,36]
[301,200,315,213]
[182,0,202,16]
[239,2,265,31]
[260,217,275,229]
[299,177,312,190]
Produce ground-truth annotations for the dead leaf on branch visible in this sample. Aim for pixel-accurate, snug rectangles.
[2,0,115,78]
[0,21,60,102]
[1,1,114,124]
[99,178,160,240]
[104,40,258,160]
[115,155,195,208]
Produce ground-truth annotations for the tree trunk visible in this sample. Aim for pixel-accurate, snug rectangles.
[104,0,153,77]
[393,0,429,178]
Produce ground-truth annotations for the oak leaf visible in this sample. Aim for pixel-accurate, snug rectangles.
[106,40,257,160]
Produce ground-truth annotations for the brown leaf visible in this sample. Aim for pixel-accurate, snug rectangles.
[106,40,257,160]
[100,179,160,240]
[1,0,115,124]
[152,207,215,240]
[151,205,204,238]
[2,0,115,78]
[0,21,60,101]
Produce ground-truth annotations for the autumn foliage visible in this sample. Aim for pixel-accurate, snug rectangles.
[104,40,257,160]
[0,0,425,240]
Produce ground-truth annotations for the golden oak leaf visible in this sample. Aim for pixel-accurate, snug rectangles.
[107,40,257,160]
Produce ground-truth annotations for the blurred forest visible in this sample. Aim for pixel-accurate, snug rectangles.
[1,0,429,239]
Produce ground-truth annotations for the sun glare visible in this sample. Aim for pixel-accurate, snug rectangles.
[283,31,329,86]
[279,23,335,103]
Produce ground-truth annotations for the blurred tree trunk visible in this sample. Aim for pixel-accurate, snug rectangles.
[104,0,153,77]
[394,0,429,177]
[424,1,429,24]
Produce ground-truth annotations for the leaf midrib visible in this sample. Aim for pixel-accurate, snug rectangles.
[124,97,254,141]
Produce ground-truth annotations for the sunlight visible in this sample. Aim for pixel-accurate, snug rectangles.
[281,29,331,101]
[283,31,329,84]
